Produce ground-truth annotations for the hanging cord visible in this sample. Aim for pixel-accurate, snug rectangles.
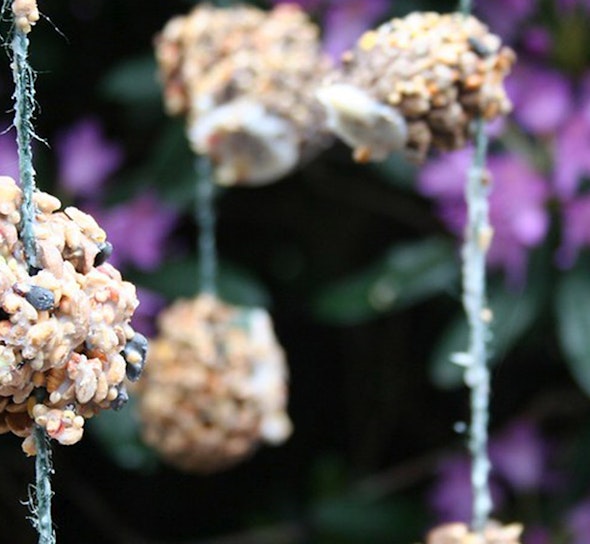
[196,157,218,296]
[455,0,493,533]
[4,1,56,542]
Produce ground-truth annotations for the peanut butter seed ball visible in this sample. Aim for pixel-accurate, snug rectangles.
[155,3,333,186]
[0,177,142,455]
[318,12,515,163]
[136,294,292,473]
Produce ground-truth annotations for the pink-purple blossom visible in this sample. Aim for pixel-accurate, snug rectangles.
[566,497,590,544]
[131,287,167,338]
[557,196,590,268]
[56,117,123,199]
[418,150,549,285]
[488,419,549,492]
[506,64,573,135]
[476,0,537,41]
[88,193,177,271]
[553,112,590,201]
[272,0,389,59]
[0,128,20,181]
[428,455,505,523]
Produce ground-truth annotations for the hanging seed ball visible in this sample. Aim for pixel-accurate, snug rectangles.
[426,522,523,544]
[136,294,292,473]
[317,11,515,163]
[154,3,332,186]
[0,177,142,455]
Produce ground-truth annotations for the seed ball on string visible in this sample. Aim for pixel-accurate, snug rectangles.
[425,521,523,544]
[154,3,333,186]
[135,294,292,473]
[0,177,141,455]
[317,11,515,163]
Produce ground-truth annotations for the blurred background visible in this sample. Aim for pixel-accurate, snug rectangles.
[1,0,590,542]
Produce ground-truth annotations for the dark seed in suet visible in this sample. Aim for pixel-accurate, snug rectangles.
[468,36,492,57]
[25,286,55,311]
[111,386,129,411]
[94,241,113,267]
[123,333,148,381]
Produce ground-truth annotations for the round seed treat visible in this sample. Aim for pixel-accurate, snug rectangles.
[154,3,332,186]
[317,11,515,163]
[426,522,523,544]
[136,294,292,473]
[0,177,144,455]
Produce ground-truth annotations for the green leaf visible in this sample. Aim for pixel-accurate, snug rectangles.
[101,55,161,106]
[132,258,271,308]
[88,396,157,471]
[312,238,458,325]
[556,267,590,396]
[430,282,539,389]
[312,496,424,543]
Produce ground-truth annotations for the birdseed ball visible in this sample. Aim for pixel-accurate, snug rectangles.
[426,521,523,544]
[136,294,292,473]
[0,176,143,455]
[317,11,515,163]
[154,3,332,186]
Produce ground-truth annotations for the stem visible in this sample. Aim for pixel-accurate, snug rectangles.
[196,157,218,296]
[11,27,38,270]
[33,426,56,544]
[7,10,55,544]
[461,118,492,531]
[458,0,472,15]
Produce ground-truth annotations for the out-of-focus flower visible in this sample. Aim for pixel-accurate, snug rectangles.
[0,129,20,180]
[131,288,167,338]
[88,193,177,271]
[507,64,573,135]
[553,113,590,200]
[271,0,389,59]
[489,419,548,492]
[477,0,537,41]
[418,150,549,285]
[56,117,123,199]
[556,0,590,12]
[521,27,553,57]
[566,497,590,544]
[556,195,590,267]
[322,0,389,59]
[428,455,506,523]
[524,525,552,544]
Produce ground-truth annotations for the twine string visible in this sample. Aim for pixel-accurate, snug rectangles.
[196,157,218,296]
[6,4,56,543]
[455,0,494,532]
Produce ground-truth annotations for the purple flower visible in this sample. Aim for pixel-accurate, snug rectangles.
[524,525,552,544]
[521,27,553,57]
[89,192,177,271]
[506,64,573,135]
[556,195,590,268]
[56,117,123,199]
[0,129,20,181]
[322,0,389,59]
[567,497,590,544]
[553,113,590,200]
[489,419,548,492]
[428,455,505,523]
[418,150,549,285]
[271,0,389,59]
[132,287,167,338]
[556,0,590,11]
[476,0,537,41]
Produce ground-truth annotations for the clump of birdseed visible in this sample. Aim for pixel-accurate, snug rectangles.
[317,11,515,163]
[136,294,292,473]
[0,177,145,454]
